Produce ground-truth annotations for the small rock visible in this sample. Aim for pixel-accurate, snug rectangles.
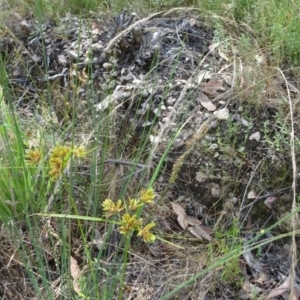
[213,108,229,120]
[209,120,218,129]
[58,54,67,65]
[149,135,160,144]
[208,143,218,151]
[247,190,257,199]
[92,42,104,52]
[249,131,261,142]
[153,107,161,116]
[196,172,207,183]
[241,118,252,127]
[230,197,238,204]
[211,184,221,198]
[167,97,176,105]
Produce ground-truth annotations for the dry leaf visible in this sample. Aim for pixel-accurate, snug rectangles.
[200,80,225,96]
[197,70,212,84]
[70,256,81,295]
[243,247,264,273]
[208,42,220,52]
[198,92,216,111]
[171,202,213,241]
[171,202,189,229]
[266,275,291,299]
[218,49,229,61]
[252,270,269,284]
[264,196,277,209]
[185,215,200,226]
[222,74,233,86]
[188,224,212,241]
[189,18,196,26]
[239,277,261,299]
[91,21,102,35]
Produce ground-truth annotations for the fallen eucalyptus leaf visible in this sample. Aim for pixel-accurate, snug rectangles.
[198,92,216,111]
[239,278,261,299]
[171,202,213,241]
[266,274,292,299]
[200,79,225,96]
[70,256,82,295]
[188,224,212,241]
[264,196,277,209]
[218,49,229,61]
[171,202,189,229]
[208,42,220,52]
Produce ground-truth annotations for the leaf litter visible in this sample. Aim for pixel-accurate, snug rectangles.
[171,202,212,241]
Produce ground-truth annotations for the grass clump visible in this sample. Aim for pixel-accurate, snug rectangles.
[0,84,37,220]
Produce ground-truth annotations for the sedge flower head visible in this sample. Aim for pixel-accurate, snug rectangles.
[25,149,42,166]
[51,145,71,161]
[119,213,142,235]
[49,157,63,180]
[72,146,86,158]
[140,188,155,204]
[102,199,124,216]
[137,222,156,243]
[128,198,142,211]
[48,145,72,180]
[48,166,62,180]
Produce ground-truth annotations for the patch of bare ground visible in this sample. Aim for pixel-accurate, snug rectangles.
[1,7,300,300]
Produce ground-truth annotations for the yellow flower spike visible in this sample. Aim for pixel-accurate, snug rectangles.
[138,222,156,243]
[102,199,125,217]
[140,188,155,204]
[25,149,42,166]
[119,213,143,235]
[128,198,142,211]
[72,146,86,158]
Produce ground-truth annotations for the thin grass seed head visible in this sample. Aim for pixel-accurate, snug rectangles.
[25,149,42,166]
[102,199,125,217]
[119,213,143,235]
[137,222,156,243]
[140,187,155,204]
